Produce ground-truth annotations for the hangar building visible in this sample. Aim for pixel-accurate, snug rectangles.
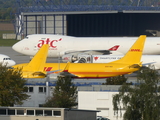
[13,0,160,39]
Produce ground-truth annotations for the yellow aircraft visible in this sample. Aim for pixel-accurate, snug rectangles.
[12,35,146,79]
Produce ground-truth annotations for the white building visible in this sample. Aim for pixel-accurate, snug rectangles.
[15,77,137,119]
[78,90,125,120]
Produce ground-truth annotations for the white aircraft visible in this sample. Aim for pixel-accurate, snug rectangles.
[0,54,16,67]
[12,34,160,58]
[62,54,160,70]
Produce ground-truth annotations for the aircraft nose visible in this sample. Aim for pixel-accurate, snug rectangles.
[2,60,16,67]
[12,42,23,53]
[6,60,16,67]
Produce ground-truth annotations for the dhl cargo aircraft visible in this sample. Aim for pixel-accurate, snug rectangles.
[12,35,146,79]
[12,34,160,59]
[62,54,159,69]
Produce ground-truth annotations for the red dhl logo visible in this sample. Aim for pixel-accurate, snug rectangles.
[44,67,52,71]
[130,49,141,52]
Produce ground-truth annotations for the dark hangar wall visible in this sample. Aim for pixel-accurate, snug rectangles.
[67,13,160,37]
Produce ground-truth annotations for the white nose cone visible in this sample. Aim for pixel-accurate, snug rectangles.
[12,42,22,54]
[2,60,16,67]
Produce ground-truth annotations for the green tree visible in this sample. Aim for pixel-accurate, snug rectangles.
[113,67,160,120]
[102,75,132,85]
[0,65,29,106]
[44,76,77,108]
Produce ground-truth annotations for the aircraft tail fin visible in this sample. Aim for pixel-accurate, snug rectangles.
[110,35,146,64]
[23,44,49,73]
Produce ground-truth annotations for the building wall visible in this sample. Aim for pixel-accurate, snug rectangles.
[0,107,64,120]
[18,12,160,38]
[78,91,125,120]
[0,107,97,120]
[19,14,66,38]
[0,116,62,120]
[64,110,97,120]
[15,85,50,107]
[67,13,160,37]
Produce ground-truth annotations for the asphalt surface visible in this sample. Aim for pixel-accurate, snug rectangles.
[0,46,59,64]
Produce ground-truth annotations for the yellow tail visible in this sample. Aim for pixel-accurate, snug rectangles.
[111,35,146,64]
[23,44,49,72]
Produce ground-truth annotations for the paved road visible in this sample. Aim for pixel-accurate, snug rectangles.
[0,46,60,64]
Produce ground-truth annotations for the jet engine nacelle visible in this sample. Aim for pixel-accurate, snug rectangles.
[62,54,78,62]
[62,53,92,63]
[77,54,92,63]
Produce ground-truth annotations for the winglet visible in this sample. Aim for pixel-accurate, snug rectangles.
[63,62,70,72]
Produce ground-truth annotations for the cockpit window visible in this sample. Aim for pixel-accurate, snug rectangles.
[25,37,28,39]
[3,58,11,60]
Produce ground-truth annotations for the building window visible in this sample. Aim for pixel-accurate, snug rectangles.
[44,110,52,116]
[17,110,24,115]
[29,87,34,92]
[44,87,46,92]
[0,109,6,115]
[27,110,34,115]
[8,109,15,115]
[39,87,46,93]
[36,110,43,116]
[53,111,61,116]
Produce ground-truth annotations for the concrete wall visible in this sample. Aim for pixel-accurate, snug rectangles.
[3,34,16,39]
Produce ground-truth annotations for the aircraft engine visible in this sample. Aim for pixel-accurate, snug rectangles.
[78,58,87,63]
[62,53,92,63]
[62,54,78,62]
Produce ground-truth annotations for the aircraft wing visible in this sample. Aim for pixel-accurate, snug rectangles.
[64,50,111,55]
[64,45,121,55]
[142,62,156,66]
[59,71,77,77]
[47,70,62,74]
[64,50,123,55]
[48,62,78,78]
[47,69,77,78]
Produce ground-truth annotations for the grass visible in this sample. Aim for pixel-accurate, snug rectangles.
[0,30,19,46]
[0,39,18,46]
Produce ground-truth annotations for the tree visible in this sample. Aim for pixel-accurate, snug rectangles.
[0,65,29,106]
[102,75,132,85]
[44,75,77,108]
[113,67,160,120]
